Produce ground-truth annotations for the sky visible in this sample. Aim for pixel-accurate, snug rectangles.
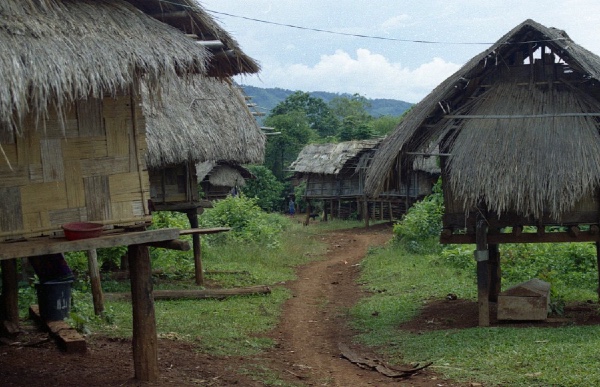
[198,1,600,103]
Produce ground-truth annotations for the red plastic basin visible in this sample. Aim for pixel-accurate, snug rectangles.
[62,222,104,241]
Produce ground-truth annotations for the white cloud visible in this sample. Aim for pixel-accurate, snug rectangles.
[380,14,412,31]
[238,49,461,103]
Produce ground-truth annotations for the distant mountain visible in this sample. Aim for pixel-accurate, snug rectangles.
[241,85,413,119]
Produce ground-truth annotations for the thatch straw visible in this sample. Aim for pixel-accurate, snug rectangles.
[0,0,210,135]
[144,77,265,168]
[291,140,381,175]
[365,19,600,219]
[122,0,260,77]
[206,165,248,187]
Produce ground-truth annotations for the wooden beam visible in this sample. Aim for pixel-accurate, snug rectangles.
[105,285,271,301]
[179,227,230,235]
[441,231,600,244]
[0,228,180,260]
[143,239,190,251]
[128,244,158,382]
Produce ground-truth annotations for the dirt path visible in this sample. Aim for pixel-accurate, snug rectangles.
[259,223,446,386]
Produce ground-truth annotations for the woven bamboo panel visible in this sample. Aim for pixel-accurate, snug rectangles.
[0,93,151,239]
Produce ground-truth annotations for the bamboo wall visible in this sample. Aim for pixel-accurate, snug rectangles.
[0,94,151,240]
[149,163,197,205]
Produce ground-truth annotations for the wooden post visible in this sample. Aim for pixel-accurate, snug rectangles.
[186,210,203,286]
[596,242,600,303]
[86,249,105,315]
[488,244,501,302]
[128,244,159,382]
[363,199,370,228]
[323,200,328,222]
[1,259,19,325]
[475,217,490,326]
[304,201,311,226]
[388,201,393,221]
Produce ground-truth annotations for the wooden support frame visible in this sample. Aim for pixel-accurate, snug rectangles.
[475,217,490,327]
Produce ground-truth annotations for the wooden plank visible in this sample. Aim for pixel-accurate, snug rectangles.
[128,244,159,382]
[0,228,180,260]
[178,227,231,235]
[105,285,272,301]
[143,239,190,251]
[77,98,104,137]
[84,175,111,221]
[0,187,23,233]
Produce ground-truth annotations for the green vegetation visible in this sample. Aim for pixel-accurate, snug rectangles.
[354,186,600,386]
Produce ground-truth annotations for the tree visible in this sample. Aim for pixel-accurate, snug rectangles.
[242,165,285,212]
[263,111,316,181]
[271,91,339,137]
[371,115,402,136]
[328,93,372,123]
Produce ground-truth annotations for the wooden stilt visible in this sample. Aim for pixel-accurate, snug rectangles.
[596,242,600,303]
[1,259,19,326]
[475,217,490,326]
[186,210,203,286]
[324,201,329,222]
[363,200,370,228]
[128,244,158,382]
[304,201,311,226]
[488,244,501,302]
[86,249,105,315]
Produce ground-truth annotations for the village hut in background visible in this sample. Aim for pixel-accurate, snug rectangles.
[197,161,255,200]
[365,19,600,326]
[0,0,258,381]
[145,77,264,211]
[291,139,438,225]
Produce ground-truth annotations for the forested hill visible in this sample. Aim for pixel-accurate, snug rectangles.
[241,85,413,118]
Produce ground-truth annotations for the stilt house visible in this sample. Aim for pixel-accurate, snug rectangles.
[365,19,600,326]
[145,78,264,211]
[291,139,437,222]
[0,0,258,381]
[196,161,255,200]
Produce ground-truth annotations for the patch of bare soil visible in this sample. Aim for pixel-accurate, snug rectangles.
[2,222,599,386]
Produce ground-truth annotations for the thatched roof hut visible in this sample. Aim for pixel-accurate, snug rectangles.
[291,139,436,221]
[144,78,264,169]
[144,77,264,208]
[364,19,600,326]
[365,19,600,226]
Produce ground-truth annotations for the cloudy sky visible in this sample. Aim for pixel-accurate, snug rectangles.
[199,1,600,103]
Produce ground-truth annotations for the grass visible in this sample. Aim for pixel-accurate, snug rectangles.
[351,241,600,386]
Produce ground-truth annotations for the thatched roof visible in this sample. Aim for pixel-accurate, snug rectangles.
[291,140,381,175]
[365,19,600,219]
[197,161,252,187]
[144,78,265,168]
[124,0,259,77]
[0,0,257,136]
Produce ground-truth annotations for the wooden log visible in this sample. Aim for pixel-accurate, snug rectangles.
[1,259,19,325]
[488,244,501,303]
[86,249,104,316]
[105,285,271,301]
[179,227,230,235]
[363,200,369,228]
[128,244,158,382]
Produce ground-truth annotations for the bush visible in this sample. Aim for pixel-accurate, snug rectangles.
[393,179,443,253]
[199,194,285,249]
